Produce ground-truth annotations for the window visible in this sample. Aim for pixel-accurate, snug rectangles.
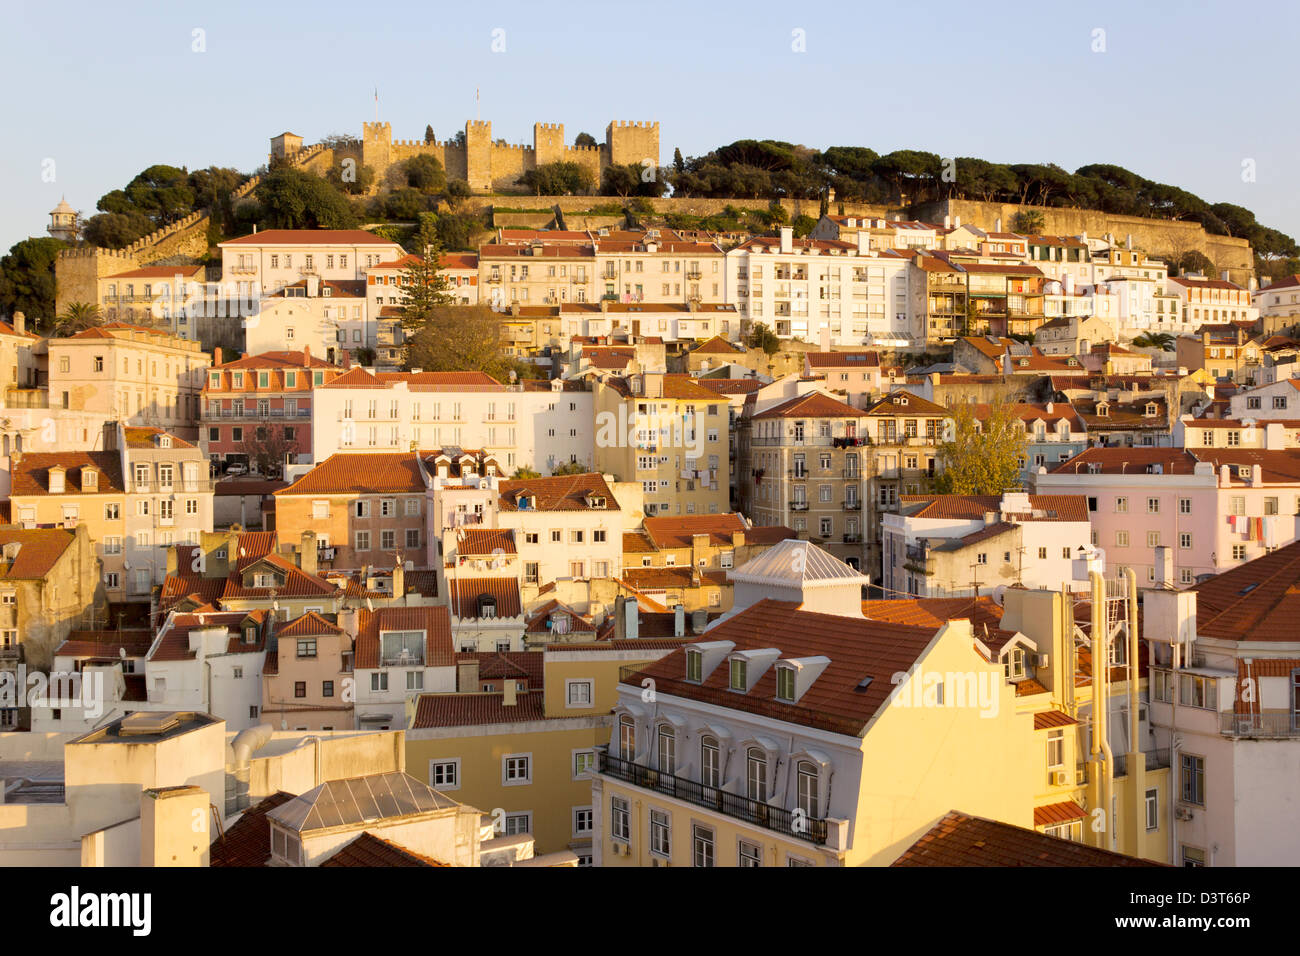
[296,639,317,658]
[1115,496,1128,513]
[700,736,720,788]
[572,750,595,779]
[796,761,820,817]
[294,682,306,698]
[1147,531,1161,548]
[1179,497,1192,515]
[566,679,593,708]
[1147,497,1160,514]
[737,839,761,868]
[573,807,594,836]
[430,760,460,790]
[729,658,747,691]
[503,754,532,785]
[657,726,676,774]
[1145,788,1158,831]
[1179,673,1217,710]
[776,666,795,702]
[611,796,630,843]
[1116,530,1129,548]
[1233,544,1246,561]
[406,671,423,691]
[746,748,768,801]
[503,813,531,836]
[618,715,635,759]
[649,809,671,857]
[322,681,334,698]
[1182,845,1206,868]
[355,530,371,551]
[1047,729,1064,768]
[1180,754,1205,806]
[370,672,388,691]
[693,825,715,867]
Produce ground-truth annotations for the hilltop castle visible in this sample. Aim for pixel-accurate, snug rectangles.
[271,119,660,192]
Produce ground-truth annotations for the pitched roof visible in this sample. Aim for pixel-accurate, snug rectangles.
[123,426,194,449]
[457,528,516,556]
[627,599,937,735]
[268,772,460,834]
[497,473,619,511]
[9,452,124,495]
[320,831,448,867]
[353,606,453,669]
[730,539,870,589]
[411,689,547,728]
[891,811,1160,867]
[449,577,522,619]
[456,649,547,684]
[210,792,296,867]
[221,229,404,246]
[861,597,1013,648]
[899,494,1090,523]
[864,390,949,417]
[753,391,863,420]
[276,453,428,496]
[642,513,747,549]
[693,336,746,355]
[212,349,338,371]
[1189,540,1300,642]
[804,351,881,369]
[1050,448,1199,475]
[0,528,76,580]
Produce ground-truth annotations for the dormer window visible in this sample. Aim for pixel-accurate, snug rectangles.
[729,658,747,691]
[253,573,275,588]
[159,435,171,449]
[1145,403,1158,417]
[685,648,702,682]
[244,625,258,644]
[1004,646,1026,681]
[776,665,796,702]
[1096,404,1109,418]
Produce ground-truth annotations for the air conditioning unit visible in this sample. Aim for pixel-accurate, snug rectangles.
[1050,770,1069,787]
[1031,653,1049,668]
[651,857,669,867]
[1175,806,1194,821]
[1237,719,1255,735]
[611,842,629,857]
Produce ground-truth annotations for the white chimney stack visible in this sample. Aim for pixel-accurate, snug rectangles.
[779,227,793,254]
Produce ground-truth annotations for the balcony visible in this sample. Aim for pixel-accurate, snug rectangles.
[789,501,809,512]
[842,501,861,511]
[842,534,861,544]
[597,749,828,845]
[0,646,24,663]
[1220,710,1300,738]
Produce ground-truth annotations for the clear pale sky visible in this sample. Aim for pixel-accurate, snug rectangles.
[2,0,1296,253]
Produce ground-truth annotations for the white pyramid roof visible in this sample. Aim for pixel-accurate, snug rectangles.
[730,538,870,589]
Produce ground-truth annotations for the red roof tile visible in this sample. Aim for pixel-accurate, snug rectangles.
[411,689,546,728]
[891,811,1159,867]
[276,453,429,496]
[0,528,77,580]
[353,606,453,669]
[221,229,404,246]
[320,831,448,867]
[449,577,522,619]
[210,792,296,867]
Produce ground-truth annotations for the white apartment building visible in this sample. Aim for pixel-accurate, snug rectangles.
[246,277,368,364]
[726,228,916,347]
[1167,275,1259,327]
[219,229,406,296]
[310,369,594,475]
[351,605,457,730]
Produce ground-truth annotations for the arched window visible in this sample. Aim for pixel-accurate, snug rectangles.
[618,715,636,761]
[657,725,675,774]
[796,761,820,817]
[746,747,767,802]
[700,735,720,788]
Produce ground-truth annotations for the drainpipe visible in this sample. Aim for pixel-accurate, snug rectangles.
[1090,570,1114,849]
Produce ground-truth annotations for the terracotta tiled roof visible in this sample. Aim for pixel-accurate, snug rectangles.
[898,494,1089,522]
[221,229,404,246]
[970,402,1085,430]
[692,336,745,355]
[0,528,76,580]
[753,391,862,420]
[1189,540,1300,642]
[1050,448,1199,475]
[320,832,448,867]
[1033,801,1088,827]
[449,577,522,619]
[861,597,1013,649]
[275,611,342,638]
[805,351,881,369]
[9,452,124,495]
[210,792,297,867]
[891,811,1160,867]
[438,253,478,271]
[623,532,654,553]
[212,349,338,370]
[150,610,268,662]
[276,452,428,496]
[1191,448,1300,484]
[457,528,515,556]
[622,566,712,590]
[1033,710,1077,730]
[1015,678,1049,696]
[864,390,949,417]
[104,265,205,280]
[353,606,453,669]
[498,473,619,511]
[522,600,595,636]
[626,599,942,736]
[411,689,546,728]
[696,378,764,395]
[55,630,153,659]
[642,513,747,549]
[456,649,546,685]
[123,426,194,449]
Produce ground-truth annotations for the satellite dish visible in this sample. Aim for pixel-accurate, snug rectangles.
[118,647,126,659]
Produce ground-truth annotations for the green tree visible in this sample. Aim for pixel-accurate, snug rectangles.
[81,211,154,248]
[791,214,817,237]
[1010,210,1046,234]
[53,301,104,337]
[255,167,357,229]
[933,403,1026,494]
[404,154,447,194]
[1132,331,1175,351]
[511,466,542,480]
[385,187,430,220]
[0,237,65,323]
[445,179,472,208]
[601,164,640,198]
[747,321,780,356]
[519,162,594,196]
[551,460,587,476]
[424,125,436,145]
[326,161,375,196]
[574,132,598,148]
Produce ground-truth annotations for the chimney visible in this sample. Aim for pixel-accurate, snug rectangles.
[140,786,210,867]
[393,560,405,597]
[503,678,518,706]
[1126,233,1133,250]
[943,215,952,229]
[306,276,320,297]
[12,312,23,336]
[214,346,223,366]
[299,530,317,575]
[457,657,480,692]
[625,596,638,640]
[1046,401,1054,414]
[1221,270,1231,283]
[1154,546,1174,588]
[302,345,311,367]
[674,605,685,637]
[819,325,831,352]
[953,215,961,228]
[856,231,870,254]
[994,218,1002,233]
[779,227,793,254]
[1251,463,1262,486]
[338,606,360,640]
[600,298,609,314]
[1220,464,1231,488]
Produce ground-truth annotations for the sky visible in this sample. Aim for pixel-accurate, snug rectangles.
[2,0,1298,254]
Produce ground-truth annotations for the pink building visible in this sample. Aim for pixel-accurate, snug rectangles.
[262,611,354,731]
[1032,447,1300,587]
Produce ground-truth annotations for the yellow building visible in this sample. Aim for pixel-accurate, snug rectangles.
[593,372,730,518]
[404,641,683,862]
[592,539,1168,866]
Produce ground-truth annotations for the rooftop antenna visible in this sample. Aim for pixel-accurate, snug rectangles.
[374,86,379,124]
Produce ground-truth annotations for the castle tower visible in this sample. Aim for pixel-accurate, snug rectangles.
[464,120,493,192]
[606,121,660,170]
[270,131,304,161]
[48,198,78,241]
[362,121,394,181]
[533,123,566,167]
